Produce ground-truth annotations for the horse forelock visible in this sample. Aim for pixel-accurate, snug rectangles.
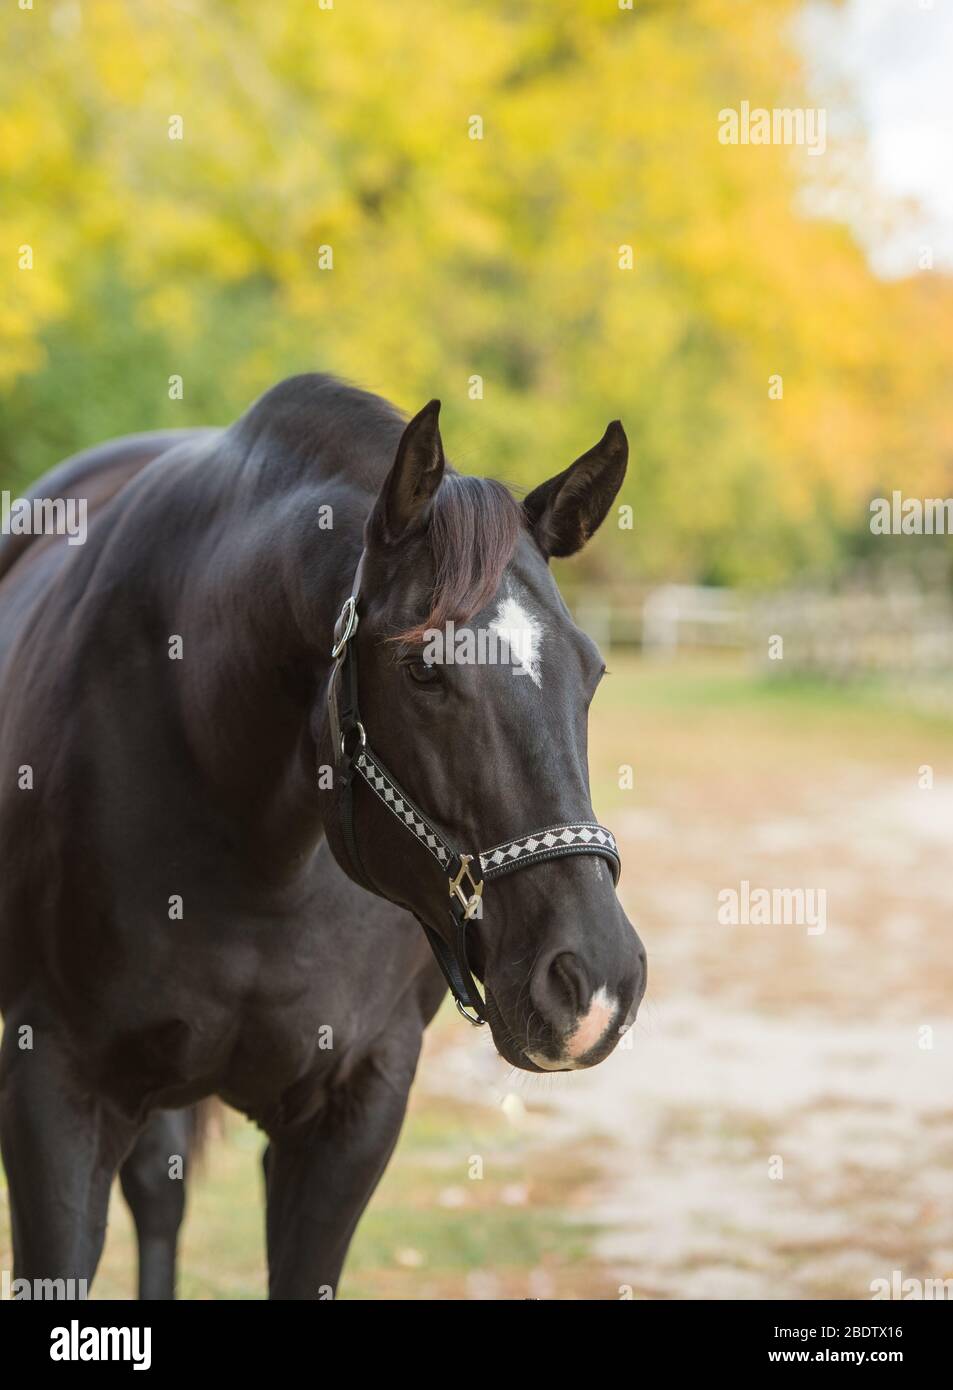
[393,473,525,644]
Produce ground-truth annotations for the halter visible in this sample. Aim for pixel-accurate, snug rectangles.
[325,552,621,1025]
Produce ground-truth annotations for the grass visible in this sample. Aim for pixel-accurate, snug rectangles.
[590,653,953,813]
[600,652,953,730]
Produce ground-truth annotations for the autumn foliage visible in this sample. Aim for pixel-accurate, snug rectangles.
[2,0,950,585]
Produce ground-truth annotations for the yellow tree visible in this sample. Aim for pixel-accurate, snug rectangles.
[2,0,950,583]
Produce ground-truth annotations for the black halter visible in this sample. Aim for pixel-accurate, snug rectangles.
[326,553,621,1025]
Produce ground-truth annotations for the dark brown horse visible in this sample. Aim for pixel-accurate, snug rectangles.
[0,374,645,1298]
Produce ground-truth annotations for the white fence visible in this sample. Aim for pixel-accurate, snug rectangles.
[641,585,748,655]
[752,588,953,678]
[573,582,953,680]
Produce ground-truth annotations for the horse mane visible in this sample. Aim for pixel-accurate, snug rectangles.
[231,373,526,642]
[394,472,525,644]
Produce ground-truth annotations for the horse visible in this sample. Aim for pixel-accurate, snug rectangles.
[0,373,646,1299]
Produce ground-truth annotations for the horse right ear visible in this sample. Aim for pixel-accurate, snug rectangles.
[523,421,627,559]
[367,400,445,545]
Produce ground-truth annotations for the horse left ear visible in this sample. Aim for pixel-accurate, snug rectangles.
[368,399,445,545]
[523,421,628,559]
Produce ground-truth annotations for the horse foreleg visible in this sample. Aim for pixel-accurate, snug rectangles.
[262,1019,423,1300]
[119,1106,196,1300]
[0,1003,138,1293]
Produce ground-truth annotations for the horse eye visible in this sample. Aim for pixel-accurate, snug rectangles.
[405,659,441,686]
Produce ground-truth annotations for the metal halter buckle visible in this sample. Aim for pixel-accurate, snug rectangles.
[331,596,358,659]
[448,854,484,921]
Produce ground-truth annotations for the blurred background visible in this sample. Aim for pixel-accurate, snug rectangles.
[1,0,951,1298]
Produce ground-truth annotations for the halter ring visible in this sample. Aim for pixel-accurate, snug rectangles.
[331,597,358,659]
[340,721,366,759]
[456,999,486,1025]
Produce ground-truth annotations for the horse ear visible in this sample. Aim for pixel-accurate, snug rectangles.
[523,421,628,559]
[368,399,445,544]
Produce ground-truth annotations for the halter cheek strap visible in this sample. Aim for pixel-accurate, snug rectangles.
[326,554,621,1025]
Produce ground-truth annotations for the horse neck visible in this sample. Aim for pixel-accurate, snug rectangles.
[157,461,367,872]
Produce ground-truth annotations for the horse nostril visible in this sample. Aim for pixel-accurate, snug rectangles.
[544,951,590,1022]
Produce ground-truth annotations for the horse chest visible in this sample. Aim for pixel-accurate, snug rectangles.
[85,896,418,1113]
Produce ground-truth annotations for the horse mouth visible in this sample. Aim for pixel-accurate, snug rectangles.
[481,986,573,1073]
[482,983,629,1072]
